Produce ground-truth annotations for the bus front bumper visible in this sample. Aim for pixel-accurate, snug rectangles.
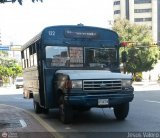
[64,93,134,108]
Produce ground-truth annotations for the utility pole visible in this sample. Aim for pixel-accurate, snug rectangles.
[10,42,14,58]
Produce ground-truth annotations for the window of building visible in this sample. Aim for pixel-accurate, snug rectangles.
[114,1,120,5]
[134,18,152,22]
[135,18,143,22]
[126,0,130,20]
[145,18,152,21]
[134,0,151,4]
[114,10,120,14]
[134,9,152,13]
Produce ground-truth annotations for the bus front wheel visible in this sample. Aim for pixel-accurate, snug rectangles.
[58,95,73,124]
[114,102,129,120]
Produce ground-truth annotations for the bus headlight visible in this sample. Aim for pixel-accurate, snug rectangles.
[72,80,82,88]
[122,80,132,87]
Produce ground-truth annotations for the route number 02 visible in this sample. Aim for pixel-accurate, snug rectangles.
[48,31,55,36]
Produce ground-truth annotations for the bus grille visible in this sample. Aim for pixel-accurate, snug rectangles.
[83,80,122,91]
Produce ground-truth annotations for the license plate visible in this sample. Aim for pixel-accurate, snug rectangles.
[98,99,109,105]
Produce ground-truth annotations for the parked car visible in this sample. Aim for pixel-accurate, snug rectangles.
[15,77,24,89]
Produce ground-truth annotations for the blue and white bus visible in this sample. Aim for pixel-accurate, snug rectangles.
[21,24,134,124]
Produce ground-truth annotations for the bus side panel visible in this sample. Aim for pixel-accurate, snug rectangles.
[37,45,46,107]
[43,69,57,108]
[31,68,40,103]
[23,67,39,100]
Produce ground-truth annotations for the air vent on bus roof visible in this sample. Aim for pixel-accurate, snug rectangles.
[77,23,84,26]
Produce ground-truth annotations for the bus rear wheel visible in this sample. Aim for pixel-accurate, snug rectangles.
[33,100,42,114]
[58,95,73,124]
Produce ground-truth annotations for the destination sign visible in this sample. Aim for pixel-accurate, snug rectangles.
[65,30,98,39]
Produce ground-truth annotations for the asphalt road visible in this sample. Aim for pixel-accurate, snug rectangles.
[0,84,160,138]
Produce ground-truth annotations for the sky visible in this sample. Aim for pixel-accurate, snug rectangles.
[0,0,113,45]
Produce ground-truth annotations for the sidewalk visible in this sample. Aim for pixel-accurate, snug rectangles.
[133,80,160,91]
[0,85,23,95]
[0,104,54,138]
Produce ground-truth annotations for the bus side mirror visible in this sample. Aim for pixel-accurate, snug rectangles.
[121,51,127,63]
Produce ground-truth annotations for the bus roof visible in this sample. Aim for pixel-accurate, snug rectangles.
[21,25,119,51]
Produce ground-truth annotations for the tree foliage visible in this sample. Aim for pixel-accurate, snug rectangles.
[112,18,159,75]
[113,18,153,44]
[0,51,8,57]
[0,58,22,84]
[126,47,158,74]
[0,0,43,5]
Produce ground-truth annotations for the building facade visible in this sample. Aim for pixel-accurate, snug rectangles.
[113,0,160,43]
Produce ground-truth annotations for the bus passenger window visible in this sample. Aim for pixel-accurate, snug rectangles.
[33,53,37,66]
[22,59,25,68]
[21,51,25,69]
[30,55,34,66]
[27,48,30,67]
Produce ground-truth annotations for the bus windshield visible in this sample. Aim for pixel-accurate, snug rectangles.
[45,46,117,69]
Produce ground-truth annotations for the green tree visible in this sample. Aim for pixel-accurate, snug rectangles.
[126,47,158,76]
[10,65,22,82]
[112,18,159,77]
[0,51,8,57]
[113,18,153,44]
[0,65,10,84]
[0,0,42,5]
[0,58,22,84]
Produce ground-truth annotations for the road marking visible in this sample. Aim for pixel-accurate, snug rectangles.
[144,100,160,104]
[0,104,63,138]
[19,119,27,128]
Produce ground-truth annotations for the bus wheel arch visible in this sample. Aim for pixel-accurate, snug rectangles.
[23,89,33,99]
[30,92,33,98]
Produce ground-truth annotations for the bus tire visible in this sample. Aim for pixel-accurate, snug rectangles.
[33,100,42,114]
[114,102,129,120]
[43,108,49,114]
[59,95,73,124]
